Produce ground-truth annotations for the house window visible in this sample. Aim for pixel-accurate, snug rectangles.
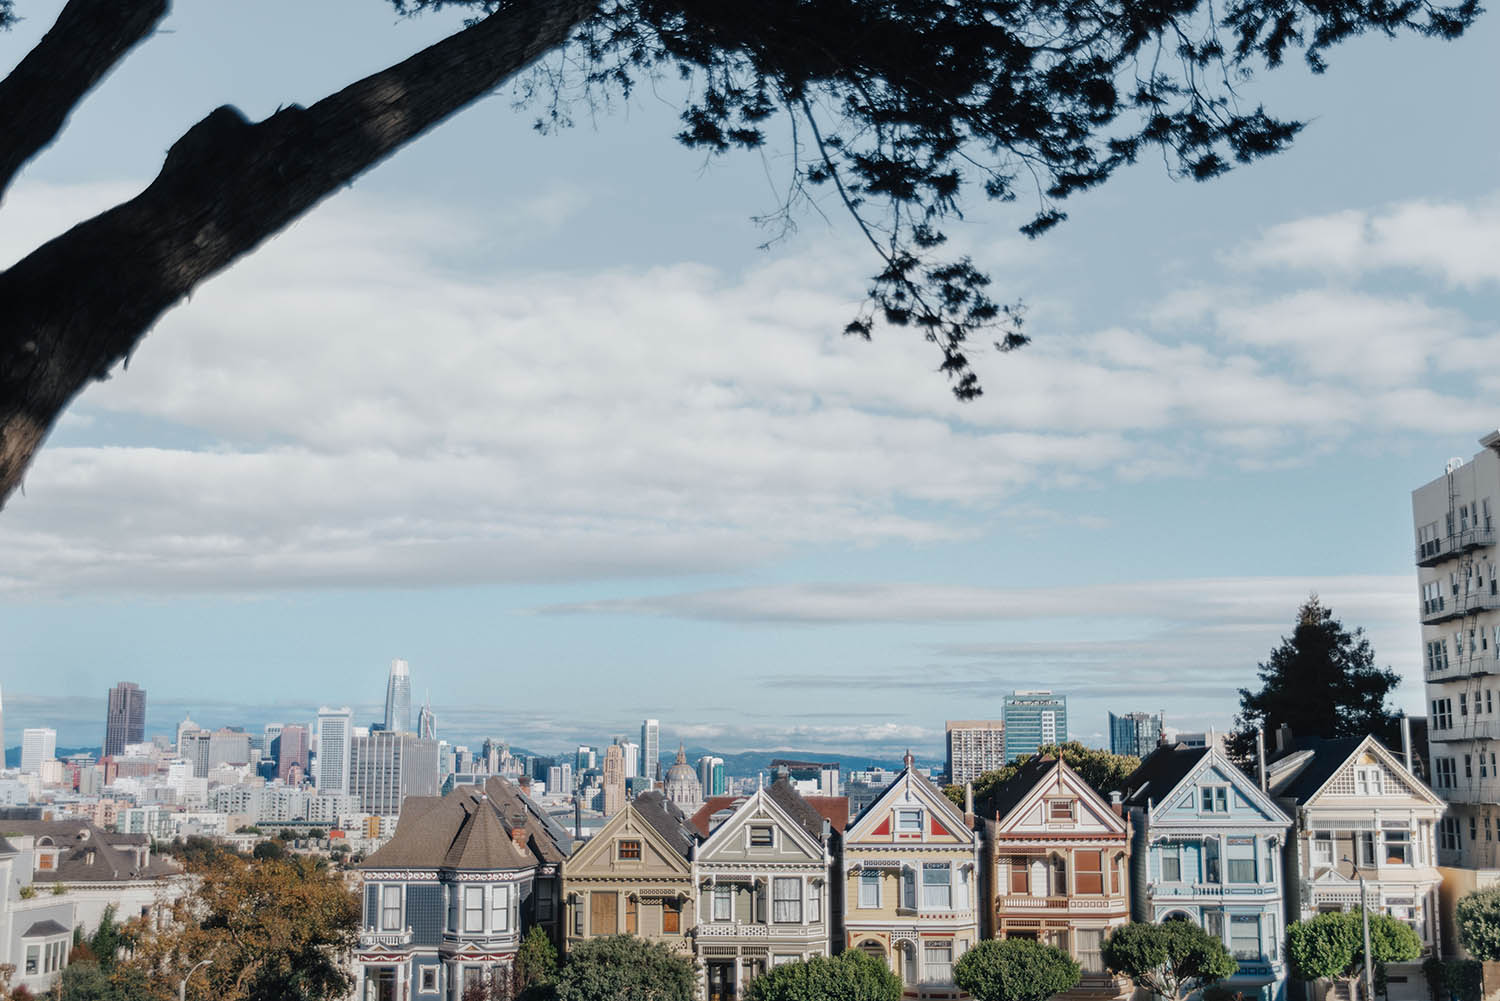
[1200,786,1228,813]
[1049,799,1074,821]
[923,942,953,984]
[714,884,734,920]
[1009,856,1030,894]
[448,886,459,931]
[749,826,774,848]
[1385,828,1411,864]
[1205,908,1224,940]
[1441,817,1462,852]
[662,899,682,933]
[1230,914,1262,960]
[1160,844,1182,883]
[923,863,952,909]
[625,895,637,934]
[419,967,438,993]
[1463,694,1470,717]
[1076,929,1104,973]
[772,878,802,923]
[1359,831,1377,867]
[571,898,584,936]
[491,885,510,932]
[24,945,38,975]
[859,871,881,908]
[617,839,641,860]
[1355,767,1384,796]
[1075,850,1103,894]
[1467,755,1474,779]
[381,885,402,930]
[896,809,923,834]
[1204,837,1221,883]
[36,852,54,871]
[810,881,823,922]
[1263,838,1275,882]
[536,886,553,921]
[1226,837,1257,884]
[901,867,917,909]
[1436,757,1457,789]
[464,886,485,932]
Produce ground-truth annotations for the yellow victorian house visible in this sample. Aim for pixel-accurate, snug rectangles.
[560,790,699,956]
[843,754,980,1000]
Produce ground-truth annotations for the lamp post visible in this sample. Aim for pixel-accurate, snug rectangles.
[178,959,212,1001]
[1343,855,1375,1001]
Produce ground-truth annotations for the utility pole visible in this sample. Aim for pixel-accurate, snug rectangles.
[178,959,213,1001]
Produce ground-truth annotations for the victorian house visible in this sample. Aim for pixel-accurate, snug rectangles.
[1267,733,1445,1000]
[978,757,1132,1001]
[842,754,981,1000]
[1122,744,1293,1001]
[560,791,698,957]
[688,779,848,1001]
[355,777,571,1001]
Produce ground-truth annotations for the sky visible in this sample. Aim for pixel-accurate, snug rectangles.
[0,0,1498,760]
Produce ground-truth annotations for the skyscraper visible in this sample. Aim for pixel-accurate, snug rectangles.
[602,744,626,815]
[103,681,146,757]
[316,706,354,795]
[349,730,440,815]
[946,720,1006,785]
[641,719,660,782]
[275,724,310,781]
[20,728,56,774]
[1108,711,1164,757]
[384,659,412,734]
[417,695,436,740]
[697,754,727,796]
[619,740,641,779]
[1002,691,1068,762]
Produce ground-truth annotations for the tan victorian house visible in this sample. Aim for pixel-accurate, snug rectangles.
[979,757,1132,1001]
[560,790,699,957]
[843,754,981,1000]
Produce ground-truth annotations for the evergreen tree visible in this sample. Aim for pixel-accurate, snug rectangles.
[1231,595,1401,759]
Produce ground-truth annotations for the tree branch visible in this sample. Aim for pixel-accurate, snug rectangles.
[0,0,600,507]
[0,0,169,203]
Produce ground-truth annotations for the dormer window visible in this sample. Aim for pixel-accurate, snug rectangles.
[1199,786,1228,813]
[617,840,642,861]
[749,826,774,848]
[1048,799,1075,821]
[36,851,56,871]
[1355,767,1384,797]
[895,809,923,834]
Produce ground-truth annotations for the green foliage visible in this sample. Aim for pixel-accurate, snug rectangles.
[953,938,1082,1001]
[18,885,34,899]
[252,839,289,861]
[88,905,132,971]
[950,742,1139,811]
[552,935,695,1001]
[1103,921,1237,1001]
[1231,596,1402,758]
[515,926,559,995]
[48,960,154,1001]
[50,882,67,895]
[1457,887,1500,961]
[746,949,902,1001]
[1286,911,1421,987]
[236,826,263,834]
[1424,957,1483,1001]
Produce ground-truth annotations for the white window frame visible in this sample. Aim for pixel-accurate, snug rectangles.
[858,869,881,909]
[895,808,924,834]
[1230,914,1262,960]
[713,884,734,921]
[419,967,439,993]
[922,941,954,985]
[922,862,953,910]
[463,885,485,933]
[491,884,510,932]
[381,884,403,931]
[748,825,775,849]
[772,877,802,924]
[1160,843,1182,882]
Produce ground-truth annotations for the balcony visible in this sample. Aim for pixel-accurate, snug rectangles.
[695,921,825,939]
[1420,590,1500,625]
[358,928,414,949]
[1417,529,1496,567]
[995,895,1128,913]
[1427,656,1500,682]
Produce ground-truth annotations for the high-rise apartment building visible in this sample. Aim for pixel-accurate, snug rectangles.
[697,754,727,796]
[1108,711,1164,758]
[1412,434,1500,867]
[641,719,660,782]
[1002,691,1067,762]
[207,727,252,768]
[316,706,354,795]
[20,727,56,774]
[602,744,626,815]
[275,724,310,782]
[179,728,211,777]
[349,730,439,816]
[945,720,1007,784]
[619,740,640,779]
[384,659,412,734]
[103,681,146,757]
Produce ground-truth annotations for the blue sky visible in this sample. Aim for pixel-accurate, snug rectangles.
[1,0,1497,759]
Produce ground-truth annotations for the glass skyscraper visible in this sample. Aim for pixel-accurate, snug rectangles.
[1001,690,1067,762]
[1108,710,1163,757]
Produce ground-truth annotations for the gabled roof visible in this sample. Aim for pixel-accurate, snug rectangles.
[484,776,572,862]
[631,791,699,859]
[767,779,847,840]
[1121,744,1210,808]
[361,785,541,871]
[699,781,827,860]
[985,756,1128,836]
[1269,734,1445,808]
[690,796,749,838]
[979,756,1056,822]
[846,763,974,843]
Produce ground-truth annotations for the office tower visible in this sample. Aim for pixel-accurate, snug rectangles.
[697,754,727,796]
[1413,434,1500,867]
[178,728,211,777]
[602,744,626,815]
[176,712,198,753]
[619,740,640,779]
[1002,691,1068,762]
[418,696,436,740]
[316,706,355,795]
[263,722,284,754]
[641,719,660,782]
[384,659,412,734]
[946,720,1007,785]
[103,681,147,757]
[546,762,573,794]
[576,745,596,773]
[207,727,252,768]
[20,728,56,774]
[1108,711,1164,758]
[349,730,440,816]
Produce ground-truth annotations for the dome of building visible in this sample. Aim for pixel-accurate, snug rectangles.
[664,743,703,811]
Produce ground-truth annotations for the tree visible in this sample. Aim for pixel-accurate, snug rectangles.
[251,839,288,861]
[122,852,360,1001]
[551,935,695,1001]
[1231,595,1403,759]
[514,926,559,999]
[953,938,1082,1001]
[87,905,135,972]
[1285,911,1421,999]
[746,950,902,1001]
[1456,887,1500,961]
[950,742,1139,811]
[1102,920,1237,1001]
[0,0,1481,506]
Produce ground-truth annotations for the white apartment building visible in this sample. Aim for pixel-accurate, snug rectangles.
[19,729,55,776]
[945,720,1006,786]
[1412,433,1500,867]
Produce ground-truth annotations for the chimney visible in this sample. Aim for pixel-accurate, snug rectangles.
[1255,727,1268,793]
[964,782,975,827]
[1109,791,1124,818]
[1275,723,1292,754]
[510,811,529,853]
[1401,714,1414,772]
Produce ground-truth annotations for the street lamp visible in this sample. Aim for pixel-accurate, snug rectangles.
[1342,855,1375,1001]
[178,959,213,1001]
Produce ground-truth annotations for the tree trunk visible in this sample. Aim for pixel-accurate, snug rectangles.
[0,0,599,507]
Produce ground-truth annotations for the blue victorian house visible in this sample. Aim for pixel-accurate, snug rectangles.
[1122,743,1293,1001]
[355,777,572,1001]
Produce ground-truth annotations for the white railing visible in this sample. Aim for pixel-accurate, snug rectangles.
[359,929,414,948]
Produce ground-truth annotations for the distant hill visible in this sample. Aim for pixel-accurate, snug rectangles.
[3,746,102,769]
